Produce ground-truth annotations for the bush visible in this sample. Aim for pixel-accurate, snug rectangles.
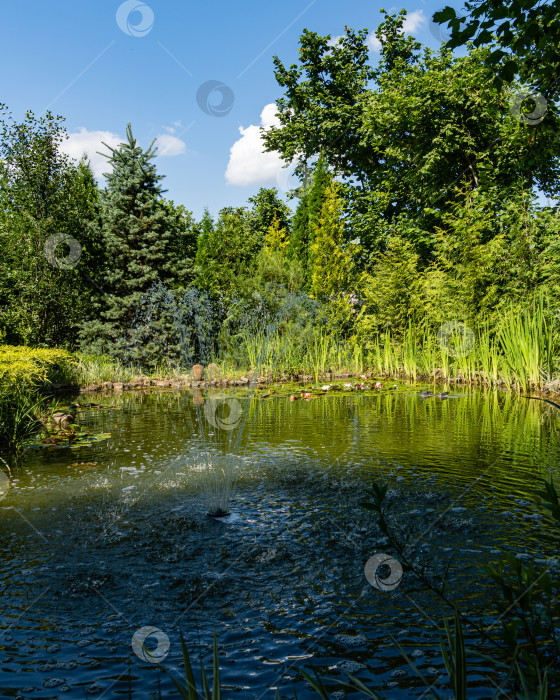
[0,345,75,386]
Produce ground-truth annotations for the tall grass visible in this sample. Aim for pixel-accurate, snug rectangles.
[237,325,363,380]
[402,323,418,381]
[497,292,556,392]
[307,328,334,381]
[364,301,558,391]
[63,354,147,384]
[0,384,49,464]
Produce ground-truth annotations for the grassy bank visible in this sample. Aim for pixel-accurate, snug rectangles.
[1,303,559,393]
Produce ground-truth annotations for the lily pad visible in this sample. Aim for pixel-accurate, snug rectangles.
[69,403,121,411]
[26,429,111,450]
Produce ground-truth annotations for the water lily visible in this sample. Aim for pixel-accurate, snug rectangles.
[304,392,312,398]
[375,382,383,389]
[321,385,330,391]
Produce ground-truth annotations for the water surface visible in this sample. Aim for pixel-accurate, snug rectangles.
[1,384,559,698]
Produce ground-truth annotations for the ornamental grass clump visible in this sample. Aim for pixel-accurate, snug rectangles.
[0,383,48,463]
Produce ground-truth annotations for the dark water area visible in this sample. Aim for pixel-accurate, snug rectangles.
[1,383,559,698]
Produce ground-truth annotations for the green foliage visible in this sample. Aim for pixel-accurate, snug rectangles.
[497,291,557,391]
[361,30,559,259]
[358,304,558,391]
[79,124,194,356]
[287,155,330,288]
[264,215,289,254]
[265,11,560,264]
[374,8,423,74]
[194,192,292,300]
[0,346,75,386]
[194,207,260,297]
[263,30,375,181]
[360,236,423,336]
[255,246,305,294]
[159,199,198,288]
[429,186,551,321]
[123,283,219,371]
[68,353,141,384]
[0,106,101,347]
[0,384,48,463]
[257,214,299,293]
[433,1,560,95]
[247,187,291,245]
[310,181,358,299]
[541,205,560,306]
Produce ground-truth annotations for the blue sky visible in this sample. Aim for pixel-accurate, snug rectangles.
[1,0,456,219]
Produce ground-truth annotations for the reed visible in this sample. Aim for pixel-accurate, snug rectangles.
[64,353,142,384]
[498,292,556,392]
[306,327,332,381]
[0,384,48,463]
[349,341,364,375]
[402,323,418,381]
[156,631,225,699]
[477,324,498,387]
[363,299,559,391]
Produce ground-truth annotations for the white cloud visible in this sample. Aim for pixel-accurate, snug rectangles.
[403,9,426,34]
[367,9,426,52]
[60,127,122,178]
[225,103,288,187]
[160,122,184,135]
[60,126,186,176]
[367,34,383,52]
[156,133,186,156]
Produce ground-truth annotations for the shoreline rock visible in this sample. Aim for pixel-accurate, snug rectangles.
[42,371,560,399]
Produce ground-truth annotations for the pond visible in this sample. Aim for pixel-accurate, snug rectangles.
[1,382,559,699]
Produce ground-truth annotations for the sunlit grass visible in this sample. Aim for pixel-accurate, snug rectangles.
[364,301,558,391]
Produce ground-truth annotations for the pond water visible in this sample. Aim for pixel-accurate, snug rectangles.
[1,383,559,699]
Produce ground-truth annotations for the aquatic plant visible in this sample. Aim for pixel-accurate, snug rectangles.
[156,631,224,699]
[497,292,557,392]
[358,477,560,698]
[363,300,559,391]
[402,322,418,381]
[307,327,335,381]
[0,383,49,464]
